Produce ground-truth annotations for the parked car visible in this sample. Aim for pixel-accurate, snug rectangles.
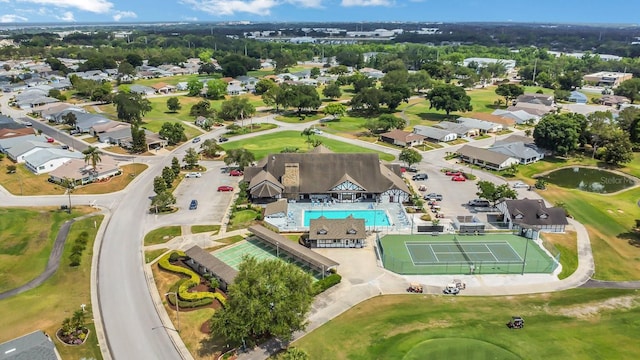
[218,136,229,142]
[189,200,198,210]
[192,137,201,143]
[217,185,234,192]
[402,166,418,173]
[185,172,202,178]
[412,173,428,181]
[468,199,491,207]
[311,128,323,134]
[424,193,443,201]
[451,175,466,182]
[24,121,32,127]
[60,145,69,150]
[229,169,243,176]
[445,170,462,176]
[69,129,79,135]
[46,137,54,143]
[512,182,529,188]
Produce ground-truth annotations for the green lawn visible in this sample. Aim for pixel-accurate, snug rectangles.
[516,154,640,280]
[467,87,503,113]
[191,225,221,234]
[294,289,640,360]
[0,215,104,360]
[144,226,182,246]
[227,209,260,232]
[144,248,169,263]
[275,112,326,123]
[220,130,396,162]
[0,208,86,293]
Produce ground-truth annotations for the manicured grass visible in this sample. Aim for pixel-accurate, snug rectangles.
[541,231,578,280]
[132,74,212,87]
[206,235,247,252]
[275,112,325,123]
[144,226,182,246]
[220,130,395,162]
[0,208,87,292]
[0,215,104,360]
[73,164,148,195]
[294,289,640,360]
[320,115,378,142]
[191,225,221,234]
[467,87,503,113]
[405,338,520,360]
[0,158,65,195]
[145,248,169,264]
[227,209,260,232]
[224,123,278,137]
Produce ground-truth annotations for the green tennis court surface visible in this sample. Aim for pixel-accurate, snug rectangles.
[378,234,558,275]
[214,238,324,279]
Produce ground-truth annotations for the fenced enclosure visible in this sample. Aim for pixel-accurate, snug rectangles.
[377,233,559,275]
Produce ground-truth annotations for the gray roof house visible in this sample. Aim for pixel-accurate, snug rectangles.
[490,141,544,165]
[24,148,83,174]
[457,117,503,133]
[0,330,60,360]
[413,125,457,142]
[0,115,25,130]
[185,245,238,292]
[492,109,540,125]
[308,216,366,248]
[74,113,112,133]
[128,85,156,96]
[434,121,479,138]
[516,93,555,107]
[4,139,55,163]
[496,198,568,234]
[456,144,519,171]
[507,103,553,117]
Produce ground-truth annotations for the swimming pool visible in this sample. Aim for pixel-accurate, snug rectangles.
[303,209,391,227]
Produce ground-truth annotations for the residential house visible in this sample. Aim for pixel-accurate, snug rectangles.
[184,245,238,292]
[92,121,130,137]
[434,121,479,138]
[295,78,319,87]
[176,82,189,91]
[379,129,426,147]
[492,109,540,125]
[39,103,85,122]
[598,95,629,107]
[506,103,551,117]
[194,116,210,128]
[74,113,112,133]
[14,89,59,109]
[128,85,156,96]
[0,330,60,360]
[359,67,385,79]
[413,125,457,142]
[515,93,555,107]
[456,144,520,171]
[466,112,516,128]
[462,57,517,70]
[496,199,568,235]
[24,148,84,174]
[490,140,544,165]
[568,91,588,104]
[243,145,410,203]
[235,76,258,91]
[151,82,176,94]
[583,71,632,88]
[0,115,25,130]
[276,73,299,82]
[565,103,615,117]
[457,117,503,133]
[1,136,54,162]
[292,69,311,79]
[117,129,167,151]
[307,216,366,248]
[49,157,121,186]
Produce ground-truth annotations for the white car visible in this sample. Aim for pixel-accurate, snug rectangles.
[512,182,529,189]
[311,128,323,134]
[185,172,202,178]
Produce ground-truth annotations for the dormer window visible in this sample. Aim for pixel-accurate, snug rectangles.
[347,228,357,234]
[514,214,524,219]
[538,213,548,219]
[317,226,328,235]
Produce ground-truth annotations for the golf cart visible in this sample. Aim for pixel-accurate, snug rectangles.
[443,282,460,295]
[506,316,524,329]
[406,283,423,293]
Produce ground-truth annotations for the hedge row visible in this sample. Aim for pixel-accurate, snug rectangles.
[158,251,198,283]
[313,274,342,295]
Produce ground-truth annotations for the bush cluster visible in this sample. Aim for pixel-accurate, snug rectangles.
[312,273,342,295]
[69,231,89,267]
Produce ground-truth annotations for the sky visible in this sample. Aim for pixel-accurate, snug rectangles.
[0,0,639,24]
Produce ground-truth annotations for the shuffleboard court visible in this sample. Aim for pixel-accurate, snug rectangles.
[378,233,558,275]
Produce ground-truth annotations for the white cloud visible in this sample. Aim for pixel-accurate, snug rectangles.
[181,0,322,16]
[16,0,113,13]
[341,0,392,6]
[113,10,137,22]
[0,14,29,22]
[57,11,75,21]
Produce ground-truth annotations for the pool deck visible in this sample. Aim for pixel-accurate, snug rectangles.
[264,201,419,232]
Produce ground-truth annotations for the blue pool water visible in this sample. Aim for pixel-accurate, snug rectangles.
[304,209,391,226]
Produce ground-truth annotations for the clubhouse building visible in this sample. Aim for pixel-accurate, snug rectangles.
[243,146,410,203]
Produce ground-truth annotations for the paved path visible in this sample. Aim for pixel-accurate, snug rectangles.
[0,212,103,300]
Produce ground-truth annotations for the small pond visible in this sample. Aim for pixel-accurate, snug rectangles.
[543,167,635,194]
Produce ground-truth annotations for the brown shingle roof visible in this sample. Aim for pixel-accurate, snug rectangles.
[308,216,366,241]
[467,112,516,127]
[264,199,288,217]
[379,129,426,143]
[248,225,339,270]
[185,245,238,285]
[0,127,36,139]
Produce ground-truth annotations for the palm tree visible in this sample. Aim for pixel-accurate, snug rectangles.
[82,146,102,173]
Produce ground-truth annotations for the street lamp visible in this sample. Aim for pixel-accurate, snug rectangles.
[164,292,180,332]
[276,241,279,258]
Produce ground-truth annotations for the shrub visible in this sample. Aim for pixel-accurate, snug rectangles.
[421,214,432,221]
[168,251,181,262]
[69,252,81,267]
[462,172,477,180]
[313,274,342,295]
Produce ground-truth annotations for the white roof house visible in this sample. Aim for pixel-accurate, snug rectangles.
[492,109,540,125]
[462,57,517,70]
[413,125,457,142]
[0,134,52,162]
[457,117,503,133]
[24,148,84,174]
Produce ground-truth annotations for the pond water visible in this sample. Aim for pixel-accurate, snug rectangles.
[543,167,635,194]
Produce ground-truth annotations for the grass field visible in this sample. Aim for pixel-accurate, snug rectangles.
[294,289,640,360]
[220,130,396,162]
[0,214,104,360]
[227,209,260,232]
[191,225,220,234]
[73,164,148,195]
[144,226,182,246]
[516,154,640,280]
[145,248,169,263]
[541,231,578,280]
[0,208,88,293]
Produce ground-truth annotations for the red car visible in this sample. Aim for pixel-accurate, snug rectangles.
[229,170,243,176]
[445,170,462,176]
[217,185,234,192]
[451,175,466,182]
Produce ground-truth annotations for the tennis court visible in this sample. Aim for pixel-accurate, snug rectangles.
[378,233,558,275]
[214,238,325,279]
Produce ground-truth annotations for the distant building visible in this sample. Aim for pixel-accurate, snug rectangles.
[583,72,632,88]
[463,57,516,70]
[496,199,568,235]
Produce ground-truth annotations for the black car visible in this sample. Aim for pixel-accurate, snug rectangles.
[412,173,428,181]
[218,136,229,142]
[403,166,418,173]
